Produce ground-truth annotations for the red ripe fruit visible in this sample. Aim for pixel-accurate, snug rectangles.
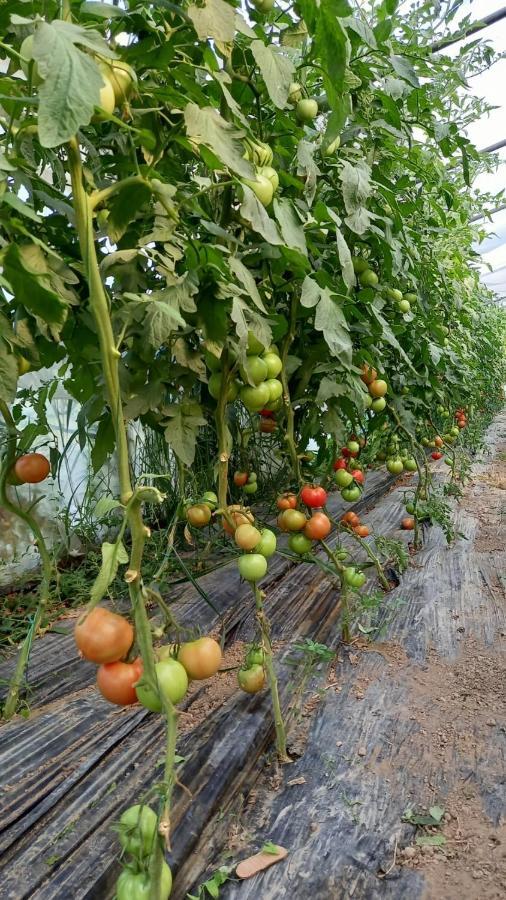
[333,458,347,471]
[431,451,443,460]
[350,469,365,485]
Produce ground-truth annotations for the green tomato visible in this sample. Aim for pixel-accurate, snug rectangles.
[136,659,188,712]
[403,458,417,472]
[343,567,365,589]
[352,257,369,274]
[243,481,258,495]
[247,472,257,483]
[262,352,283,378]
[371,397,386,413]
[240,355,268,385]
[116,863,172,900]
[450,426,459,437]
[256,528,277,558]
[398,299,411,314]
[238,553,268,582]
[118,805,158,859]
[288,533,313,555]
[204,349,222,373]
[296,98,318,122]
[405,501,415,515]
[386,287,403,302]
[265,378,283,403]
[436,405,446,415]
[341,485,361,502]
[208,372,238,402]
[359,269,378,288]
[258,165,279,192]
[336,549,348,560]
[288,81,302,104]
[322,135,340,156]
[253,0,275,11]
[247,331,266,355]
[246,646,264,667]
[335,469,353,488]
[362,392,373,409]
[403,292,417,304]
[240,382,271,411]
[201,490,218,509]
[386,458,404,475]
[243,173,274,206]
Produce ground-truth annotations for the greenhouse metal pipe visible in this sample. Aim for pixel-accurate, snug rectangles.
[430,6,506,53]
[479,139,506,153]
[471,203,506,223]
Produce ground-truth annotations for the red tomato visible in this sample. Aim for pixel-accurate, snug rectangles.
[304,512,332,540]
[276,493,297,510]
[401,517,415,530]
[350,469,365,485]
[75,607,134,664]
[431,451,443,460]
[260,418,276,434]
[259,408,275,418]
[14,453,50,484]
[300,485,328,508]
[341,447,351,459]
[96,657,142,705]
[354,524,370,538]
[333,458,347,471]
[234,471,248,487]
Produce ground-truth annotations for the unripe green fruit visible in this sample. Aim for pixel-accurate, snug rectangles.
[359,269,379,288]
[398,299,411,314]
[386,288,403,302]
[262,352,283,378]
[240,355,268,385]
[208,373,238,402]
[296,98,318,122]
[288,82,302,104]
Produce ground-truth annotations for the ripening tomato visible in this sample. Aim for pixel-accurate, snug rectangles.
[434,436,443,448]
[238,664,265,694]
[235,523,262,551]
[276,493,297,510]
[75,607,134,664]
[350,469,365,485]
[238,553,268,582]
[401,517,415,530]
[177,637,222,680]
[186,504,212,528]
[222,506,255,535]
[341,511,360,527]
[304,512,331,540]
[300,485,328,508]
[360,364,377,385]
[353,524,370,538]
[347,440,360,455]
[279,508,308,532]
[234,471,249,487]
[116,863,172,900]
[431,451,443,460]
[368,379,388,398]
[333,458,347,471]
[97,658,142,706]
[14,453,50,484]
[118,804,158,860]
[260,418,276,434]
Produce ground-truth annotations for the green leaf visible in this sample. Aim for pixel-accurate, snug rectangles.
[3,244,68,326]
[90,539,129,605]
[0,346,18,403]
[343,16,377,49]
[91,414,116,472]
[273,199,307,255]
[250,40,294,110]
[184,104,254,179]
[229,257,268,313]
[80,2,125,17]
[300,277,352,364]
[107,181,153,244]
[240,186,283,244]
[390,55,419,88]
[316,0,350,105]
[188,0,236,43]
[1,192,42,223]
[327,209,355,290]
[340,159,372,235]
[428,805,445,823]
[93,496,122,519]
[297,140,320,207]
[33,22,109,147]
[163,401,207,466]
[416,834,446,847]
[231,296,272,349]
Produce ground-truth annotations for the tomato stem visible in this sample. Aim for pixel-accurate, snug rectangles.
[252,583,289,762]
[215,350,231,511]
[0,400,54,719]
[280,293,301,487]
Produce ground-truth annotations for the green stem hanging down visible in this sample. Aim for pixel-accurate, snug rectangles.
[215,350,231,511]
[67,138,169,898]
[252,583,289,762]
[319,538,351,643]
[0,400,54,719]
[280,293,301,487]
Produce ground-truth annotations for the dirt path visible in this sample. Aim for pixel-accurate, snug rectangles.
[204,414,506,900]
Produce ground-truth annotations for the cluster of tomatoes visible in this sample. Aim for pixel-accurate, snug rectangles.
[360,363,389,413]
[340,509,370,539]
[116,804,173,900]
[333,437,366,502]
[74,606,222,709]
[276,485,331,555]
[6,452,50,486]
[233,469,259,494]
[237,644,266,694]
[353,257,418,317]
[454,408,468,429]
[232,504,277,583]
[207,333,284,418]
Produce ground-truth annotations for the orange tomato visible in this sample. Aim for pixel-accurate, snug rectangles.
[304,512,332,540]
[96,658,142,706]
[75,607,134,664]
